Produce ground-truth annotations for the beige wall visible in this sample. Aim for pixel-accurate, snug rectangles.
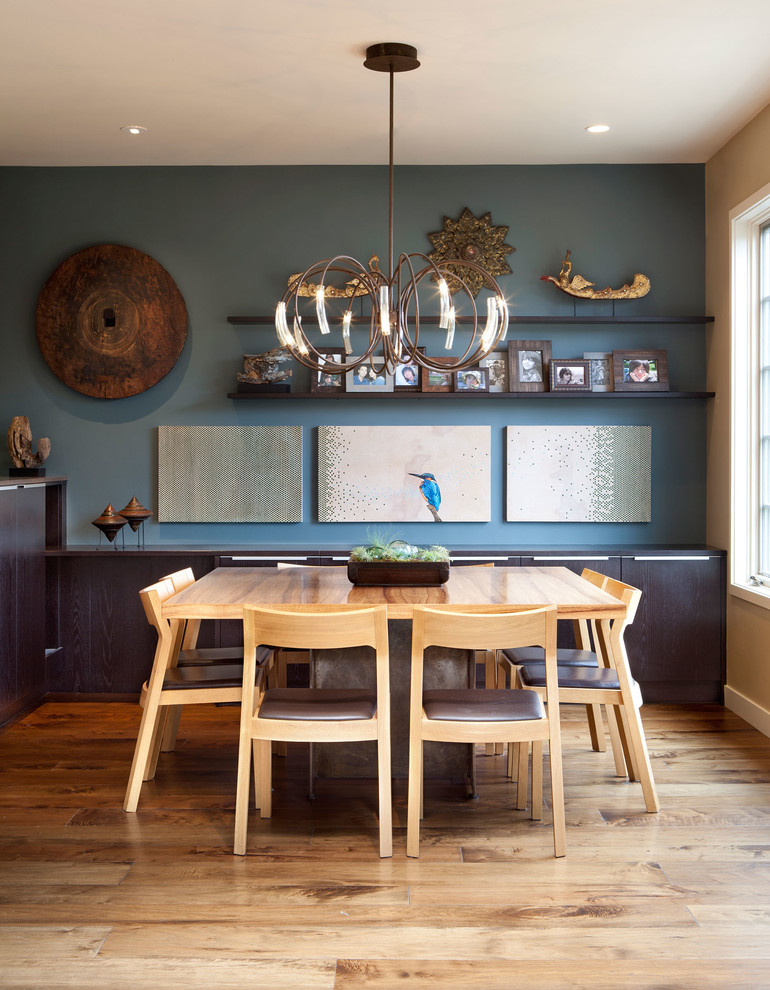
[706,103,770,721]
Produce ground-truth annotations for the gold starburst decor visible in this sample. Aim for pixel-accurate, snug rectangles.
[428,208,514,297]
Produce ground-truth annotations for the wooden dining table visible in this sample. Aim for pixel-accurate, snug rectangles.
[160,564,661,795]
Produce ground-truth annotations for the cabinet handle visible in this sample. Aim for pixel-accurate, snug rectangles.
[221,555,312,562]
[531,556,610,561]
[631,555,717,561]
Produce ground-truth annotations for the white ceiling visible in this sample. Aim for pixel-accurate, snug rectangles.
[3,0,770,167]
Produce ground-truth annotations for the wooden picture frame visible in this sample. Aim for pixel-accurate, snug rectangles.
[550,359,592,392]
[422,357,455,392]
[612,349,669,391]
[583,351,613,392]
[310,348,347,392]
[508,339,551,393]
[454,367,489,392]
[393,349,423,391]
[480,350,508,392]
[345,360,394,392]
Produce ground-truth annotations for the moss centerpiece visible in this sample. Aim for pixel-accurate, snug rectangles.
[347,535,451,587]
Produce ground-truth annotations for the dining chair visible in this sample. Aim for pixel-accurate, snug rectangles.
[407,604,565,859]
[503,575,660,812]
[233,604,392,857]
[498,568,621,765]
[159,568,246,752]
[123,574,270,813]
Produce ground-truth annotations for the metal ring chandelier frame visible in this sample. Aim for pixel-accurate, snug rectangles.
[274,43,510,375]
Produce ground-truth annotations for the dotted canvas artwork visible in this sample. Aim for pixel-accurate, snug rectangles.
[506,425,651,522]
[318,425,491,522]
[157,425,302,522]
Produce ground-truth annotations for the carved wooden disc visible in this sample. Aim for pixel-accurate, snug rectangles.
[36,244,188,399]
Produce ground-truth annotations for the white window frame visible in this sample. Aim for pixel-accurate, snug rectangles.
[731,179,770,609]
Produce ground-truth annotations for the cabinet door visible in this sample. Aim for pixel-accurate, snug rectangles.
[0,489,18,714]
[15,484,46,702]
[621,555,725,702]
[519,555,622,649]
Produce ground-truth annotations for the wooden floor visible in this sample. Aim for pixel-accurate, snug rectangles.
[1,701,770,989]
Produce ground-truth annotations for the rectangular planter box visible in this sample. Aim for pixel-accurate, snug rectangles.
[347,559,450,587]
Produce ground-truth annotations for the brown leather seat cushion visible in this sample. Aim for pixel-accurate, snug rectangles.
[178,646,245,665]
[258,688,376,721]
[422,688,544,722]
[518,664,623,691]
[501,646,598,667]
[163,663,244,690]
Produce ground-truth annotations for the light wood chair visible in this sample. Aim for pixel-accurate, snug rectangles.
[498,568,620,764]
[407,604,565,859]
[123,573,269,813]
[234,604,392,858]
[503,576,660,812]
[159,568,246,752]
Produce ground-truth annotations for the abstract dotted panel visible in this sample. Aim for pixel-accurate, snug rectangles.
[506,425,651,522]
[318,425,490,522]
[158,425,302,522]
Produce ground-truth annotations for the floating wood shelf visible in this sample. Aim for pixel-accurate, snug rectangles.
[227,390,715,400]
[228,314,714,326]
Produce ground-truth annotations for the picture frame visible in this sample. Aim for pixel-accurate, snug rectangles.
[310,348,347,392]
[393,349,423,391]
[454,367,489,392]
[550,359,592,392]
[507,339,552,393]
[583,351,613,393]
[422,357,455,393]
[612,349,669,392]
[345,360,394,393]
[480,350,508,392]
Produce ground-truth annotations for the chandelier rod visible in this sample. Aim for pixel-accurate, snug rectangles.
[388,65,394,281]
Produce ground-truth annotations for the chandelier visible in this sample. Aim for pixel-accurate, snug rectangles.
[274,43,510,376]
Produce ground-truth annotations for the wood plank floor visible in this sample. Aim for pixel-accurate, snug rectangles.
[1,701,769,988]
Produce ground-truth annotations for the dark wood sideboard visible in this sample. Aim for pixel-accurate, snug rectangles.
[0,478,727,723]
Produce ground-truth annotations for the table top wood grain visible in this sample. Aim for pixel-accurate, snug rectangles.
[163,565,626,621]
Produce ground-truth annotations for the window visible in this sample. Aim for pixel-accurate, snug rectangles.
[731,181,770,607]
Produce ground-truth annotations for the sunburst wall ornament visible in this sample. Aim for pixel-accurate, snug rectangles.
[427,208,514,297]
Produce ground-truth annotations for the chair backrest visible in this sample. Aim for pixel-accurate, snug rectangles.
[603,576,643,627]
[411,604,557,655]
[243,603,388,654]
[580,567,609,589]
[138,576,189,669]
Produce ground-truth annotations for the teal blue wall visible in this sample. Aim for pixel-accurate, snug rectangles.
[0,164,705,546]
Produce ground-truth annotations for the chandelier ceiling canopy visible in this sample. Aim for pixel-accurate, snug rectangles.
[274,43,510,376]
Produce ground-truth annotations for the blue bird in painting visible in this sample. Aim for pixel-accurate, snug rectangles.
[409,472,443,522]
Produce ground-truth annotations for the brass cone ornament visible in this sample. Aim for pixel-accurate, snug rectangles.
[118,496,152,532]
[274,43,510,376]
[92,504,127,543]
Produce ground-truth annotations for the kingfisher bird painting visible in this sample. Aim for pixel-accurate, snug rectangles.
[317,425,490,522]
[409,472,442,522]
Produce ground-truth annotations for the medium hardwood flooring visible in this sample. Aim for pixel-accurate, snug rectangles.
[1,701,769,989]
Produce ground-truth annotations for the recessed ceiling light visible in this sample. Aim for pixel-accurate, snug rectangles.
[585,124,610,134]
[120,125,147,135]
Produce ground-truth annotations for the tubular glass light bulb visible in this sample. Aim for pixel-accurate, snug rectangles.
[379,286,391,336]
[315,286,331,334]
[438,278,451,329]
[342,311,353,354]
[275,302,292,348]
[444,306,456,350]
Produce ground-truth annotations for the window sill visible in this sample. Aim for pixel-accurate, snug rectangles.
[730,581,770,611]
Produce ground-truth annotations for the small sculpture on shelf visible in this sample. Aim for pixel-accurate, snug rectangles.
[92,504,127,548]
[541,250,651,300]
[7,416,50,476]
[236,348,292,393]
[118,496,152,547]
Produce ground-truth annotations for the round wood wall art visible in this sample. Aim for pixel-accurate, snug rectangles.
[35,244,188,399]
